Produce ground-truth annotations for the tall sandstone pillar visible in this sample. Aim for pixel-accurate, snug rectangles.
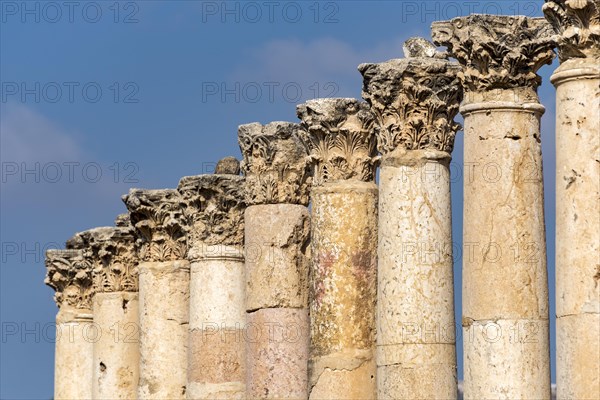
[123,189,190,399]
[433,15,555,399]
[360,47,463,399]
[238,122,312,399]
[296,98,378,400]
[544,1,600,397]
[45,248,94,400]
[179,159,247,399]
[68,220,140,400]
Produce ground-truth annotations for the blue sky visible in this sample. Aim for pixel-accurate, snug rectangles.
[1,1,557,398]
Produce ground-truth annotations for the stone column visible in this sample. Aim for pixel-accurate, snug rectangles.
[238,122,312,399]
[178,159,247,400]
[296,98,378,400]
[45,248,94,400]
[69,219,140,400]
[433,15,555,399]
[359,45,463,400]
[123,189,190,399]
[544,2,600,398]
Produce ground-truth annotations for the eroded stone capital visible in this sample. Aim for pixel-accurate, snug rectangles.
[543,0,600,61]
[177,174,245,249]
[432,15,556,91]
[238,121,312,205]
[45,248,93,309]
[359,58,463,155]
[296,98,377,186]
[122,189,188,262]
[68,227,139,293]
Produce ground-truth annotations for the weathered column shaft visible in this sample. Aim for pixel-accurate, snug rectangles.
[360,51,462,400]
[124,189,190,400]
[460,89,550,397]
[297,98,378,400]
[45,249,94,400]
[239,122,312,399]
[433,15,555,399]
[244,204,310,399]
[55,309,94,400]
[378,151,456,398]
[188,249,245,399]
[544,1,600,397]
[93,292,139,398]
[138,260,189,398]
[179,169,247,400]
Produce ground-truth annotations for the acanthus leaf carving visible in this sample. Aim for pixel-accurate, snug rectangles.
[45,248,93,309]
[359,57,463,155]
[431,15,557,91]
[296,98,378,186]
[543,0,600,61]
[70,227,139,293]
[238,122,312,205]
[122,189,188,262]
[177,173,245,247]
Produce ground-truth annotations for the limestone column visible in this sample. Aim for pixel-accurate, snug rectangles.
[433,15,555,399]
[296,98,378,399]
[544,1,600,398]
[238,122,312,399]
[123,189,190,399]
[45,248,94,400]
[69,219,140,400]
[359,45,463,399]
[178,158,247,399]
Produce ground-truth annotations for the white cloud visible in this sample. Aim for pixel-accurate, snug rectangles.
[1,102,83,164]
[230,35,419,99]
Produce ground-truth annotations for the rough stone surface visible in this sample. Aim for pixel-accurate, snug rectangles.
[188,328,246,399]
[246,308,310,399]
[296,97,379,399]
[432,15,556,92]
[54,308,94,400]
[92,292,140,400]
[46,249,94,400]
[187,248,246,399]
[403,37,445,59]
[296,98,378,187]
[238,121,312,206]
[137,260,190,400]
[123,189,188,262]
[551,57,600,399]
[215,156,241,175]
[543,0,600,61]
[69,226,139,293]
[307,181,378,399]
[361,53,462,400]
[460,88,551,399]
[463,319,551,399]
[46,248,93,310]
[377,150,457,399]
[177,174,245,256]
[359,57,463,155]
[244,204,310,311]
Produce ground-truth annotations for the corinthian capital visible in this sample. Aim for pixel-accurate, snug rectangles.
[122,189,188,262]
[432,15,556,91]
[359,57,463,155]
[296,98,377,186]
[45,249,93,309]
[177,173,245,248]
[238,122,312,205]
[543,0,600,61]
[69,227,139,293]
